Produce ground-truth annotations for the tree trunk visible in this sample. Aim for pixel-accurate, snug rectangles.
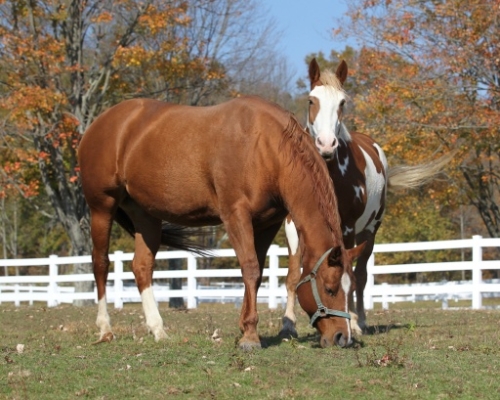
[68,215,93,307]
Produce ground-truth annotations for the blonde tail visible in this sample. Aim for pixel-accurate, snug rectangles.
[388,151,455,190]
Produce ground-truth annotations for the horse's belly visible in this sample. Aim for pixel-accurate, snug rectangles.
[123,173,221,226]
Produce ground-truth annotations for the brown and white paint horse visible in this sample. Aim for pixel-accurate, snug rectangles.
[78,95,364,350]
[281,59,450,337]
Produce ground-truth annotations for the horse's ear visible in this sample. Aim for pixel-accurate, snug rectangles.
[328,246,343,266]
[346,242,366,262]
[308,58,321,88]
[335,60,348,85]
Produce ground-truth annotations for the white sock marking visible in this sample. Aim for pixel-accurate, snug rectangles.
[141,287,167,341]
[341,272,352,342]
[285,219,299,255]
[96,296,111,336]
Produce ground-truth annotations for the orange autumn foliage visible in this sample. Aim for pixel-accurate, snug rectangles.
[334,0,500,238]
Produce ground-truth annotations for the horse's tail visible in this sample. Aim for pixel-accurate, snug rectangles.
[114,207,211,256]
[387,151,455,190]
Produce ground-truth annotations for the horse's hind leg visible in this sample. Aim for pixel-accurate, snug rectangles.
[279,217,301,339]
[89,205,116,343]
[125,206,166,341]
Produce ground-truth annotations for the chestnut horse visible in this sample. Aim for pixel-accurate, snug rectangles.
[281,59,451,338]
[78,96,363,350]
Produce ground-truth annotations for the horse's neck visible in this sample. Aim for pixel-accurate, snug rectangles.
[338,123,352,142]
[331,126,361,180]
[281,159,343,262]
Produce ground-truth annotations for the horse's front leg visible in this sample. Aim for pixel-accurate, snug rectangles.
[342,228,363,336]
[222,207,264,350]
[354,232,376,333]
[279,217,301,339]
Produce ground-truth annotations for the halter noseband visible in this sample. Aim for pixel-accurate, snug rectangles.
[296,248,351,327]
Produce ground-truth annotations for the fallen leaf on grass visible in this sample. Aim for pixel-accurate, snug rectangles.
[374,354,391,367]
[92,332,114,345]
[211,329,222,343]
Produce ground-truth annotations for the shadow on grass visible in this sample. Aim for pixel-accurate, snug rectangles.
[259,323,413,349]
[259,332,319,348]
[364,323,411,335]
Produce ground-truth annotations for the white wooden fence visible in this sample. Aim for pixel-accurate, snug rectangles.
[1,235,499,310]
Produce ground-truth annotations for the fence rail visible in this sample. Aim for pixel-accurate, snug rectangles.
[1,235,500,310]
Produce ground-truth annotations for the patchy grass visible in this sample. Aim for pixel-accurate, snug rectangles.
[1,302,500,399]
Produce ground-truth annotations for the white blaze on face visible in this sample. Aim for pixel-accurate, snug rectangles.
[307,85,347,156]
[285,219,299,255]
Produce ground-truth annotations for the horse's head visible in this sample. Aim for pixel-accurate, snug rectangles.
[307,58,348,160]
[296,244,364,348]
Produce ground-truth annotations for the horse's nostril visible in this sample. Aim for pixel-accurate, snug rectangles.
[334,332,346,347]
[332,137,338,148]
[316,137,324,147]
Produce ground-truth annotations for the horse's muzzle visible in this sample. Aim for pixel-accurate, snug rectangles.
[321,331,352,348]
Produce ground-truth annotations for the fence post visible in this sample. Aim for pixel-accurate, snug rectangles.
[29,286,33,306]
[381,282,389,310]
[48,255,58,307]
[114,251,124,309]
[472,235,482,309]
[364,253,375,310]
[268,245,279,309]
[187,254,197,309]
[14,284,20,307]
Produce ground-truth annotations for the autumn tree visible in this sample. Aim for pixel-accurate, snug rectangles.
[0,0,285,303]
[0,0,196,303]
[335,0,500,238]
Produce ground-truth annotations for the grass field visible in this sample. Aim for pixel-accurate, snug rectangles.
[1,301,500,399]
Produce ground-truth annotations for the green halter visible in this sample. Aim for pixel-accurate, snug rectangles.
[296,248,351,327]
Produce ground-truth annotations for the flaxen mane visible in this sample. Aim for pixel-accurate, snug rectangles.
[281,114,343,241]
[319,70,348,96]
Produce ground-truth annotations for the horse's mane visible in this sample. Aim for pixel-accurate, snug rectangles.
[281,114,343,240]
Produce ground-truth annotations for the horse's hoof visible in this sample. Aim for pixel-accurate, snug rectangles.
[153,329,169,342]
[92,331,115,344]
[279,317,298,339]
[238,339,262,351]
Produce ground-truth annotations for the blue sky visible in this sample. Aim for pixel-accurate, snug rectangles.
[267,1,353,82]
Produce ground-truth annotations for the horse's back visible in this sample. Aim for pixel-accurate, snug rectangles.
[350,132,388,175]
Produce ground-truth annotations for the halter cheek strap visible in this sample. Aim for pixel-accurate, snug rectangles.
[296,248,351,327]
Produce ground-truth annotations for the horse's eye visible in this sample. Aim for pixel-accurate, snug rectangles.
[325,287,336,297]
[308,99,313,106]
[340,99,346,107]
